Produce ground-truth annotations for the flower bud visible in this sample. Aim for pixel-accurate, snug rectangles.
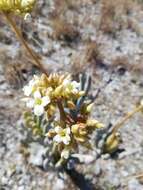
[86,119,104,128]
[104,133,120,154]
[86,103,94,113]
[54,85,63,97]
[67,101,76,109]
[46,130,56,138]
[71,124,79,134]
[46,105,56,118]
[71,123,87,142]
[0,0,36,15]
[78,91,85,97]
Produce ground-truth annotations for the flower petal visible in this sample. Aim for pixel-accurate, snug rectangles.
[66,127,71,134]
[53,135,62,143]
[34,91,41,99]
[23,85,32,96]
[34,105,44,116]
[29,78,35,86]
[71,81,80,88]
[41,96,50,106]
[26,98,35,108]
[62,136,70,145]
[65,135,71,142]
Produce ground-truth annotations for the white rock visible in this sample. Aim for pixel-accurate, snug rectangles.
[29,143,45,166]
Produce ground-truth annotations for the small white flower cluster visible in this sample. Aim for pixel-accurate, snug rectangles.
[61,78,80,95]
[23,73,87,161]
[53,126,71,145]
[23,74,81,117]
[53,126,71,159]
[23,76,50,116]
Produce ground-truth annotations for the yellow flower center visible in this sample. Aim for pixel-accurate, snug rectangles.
[35,98,42,105]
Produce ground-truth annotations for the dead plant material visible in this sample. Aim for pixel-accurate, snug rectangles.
[127,18,143,36]
[71,40,101,73]
[124,171,143,184]
[53,0,96,15]
[50,16,80,42]
[4,53,35,89]
[100,0,139,34]
[53,0,78,16]
[131,62,143,74]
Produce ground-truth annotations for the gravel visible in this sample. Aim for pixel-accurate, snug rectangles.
[1,0,143,189]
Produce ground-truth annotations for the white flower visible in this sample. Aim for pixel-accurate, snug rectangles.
[23,90,50,116]
[61,149,70,159]
[34,105,44,116]
[53,126,71,145]
[62,78,80,94]
[33,91,50,116]
[29,78,35,86]
[23,75,40,97]
[71,81,80,93]
[23,85,32,96]
[71,81,80,88]
[23,78,35,96]
[33,91,51,107]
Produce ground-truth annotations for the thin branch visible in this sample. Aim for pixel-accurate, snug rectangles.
[112,105,143,134]
[127,173,143,181]
[3,12,48,76]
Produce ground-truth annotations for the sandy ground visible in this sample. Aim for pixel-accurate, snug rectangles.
[1,0,143,189]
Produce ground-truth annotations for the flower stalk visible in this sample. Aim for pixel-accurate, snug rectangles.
[57,100,67,127]
[112,105,143,134]
[3,12,48,76]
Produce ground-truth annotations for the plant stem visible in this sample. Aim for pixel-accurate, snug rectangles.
[3,12,48,76]
[112,105,143,134]
[57,100,67,127]
[126,172,143,181]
